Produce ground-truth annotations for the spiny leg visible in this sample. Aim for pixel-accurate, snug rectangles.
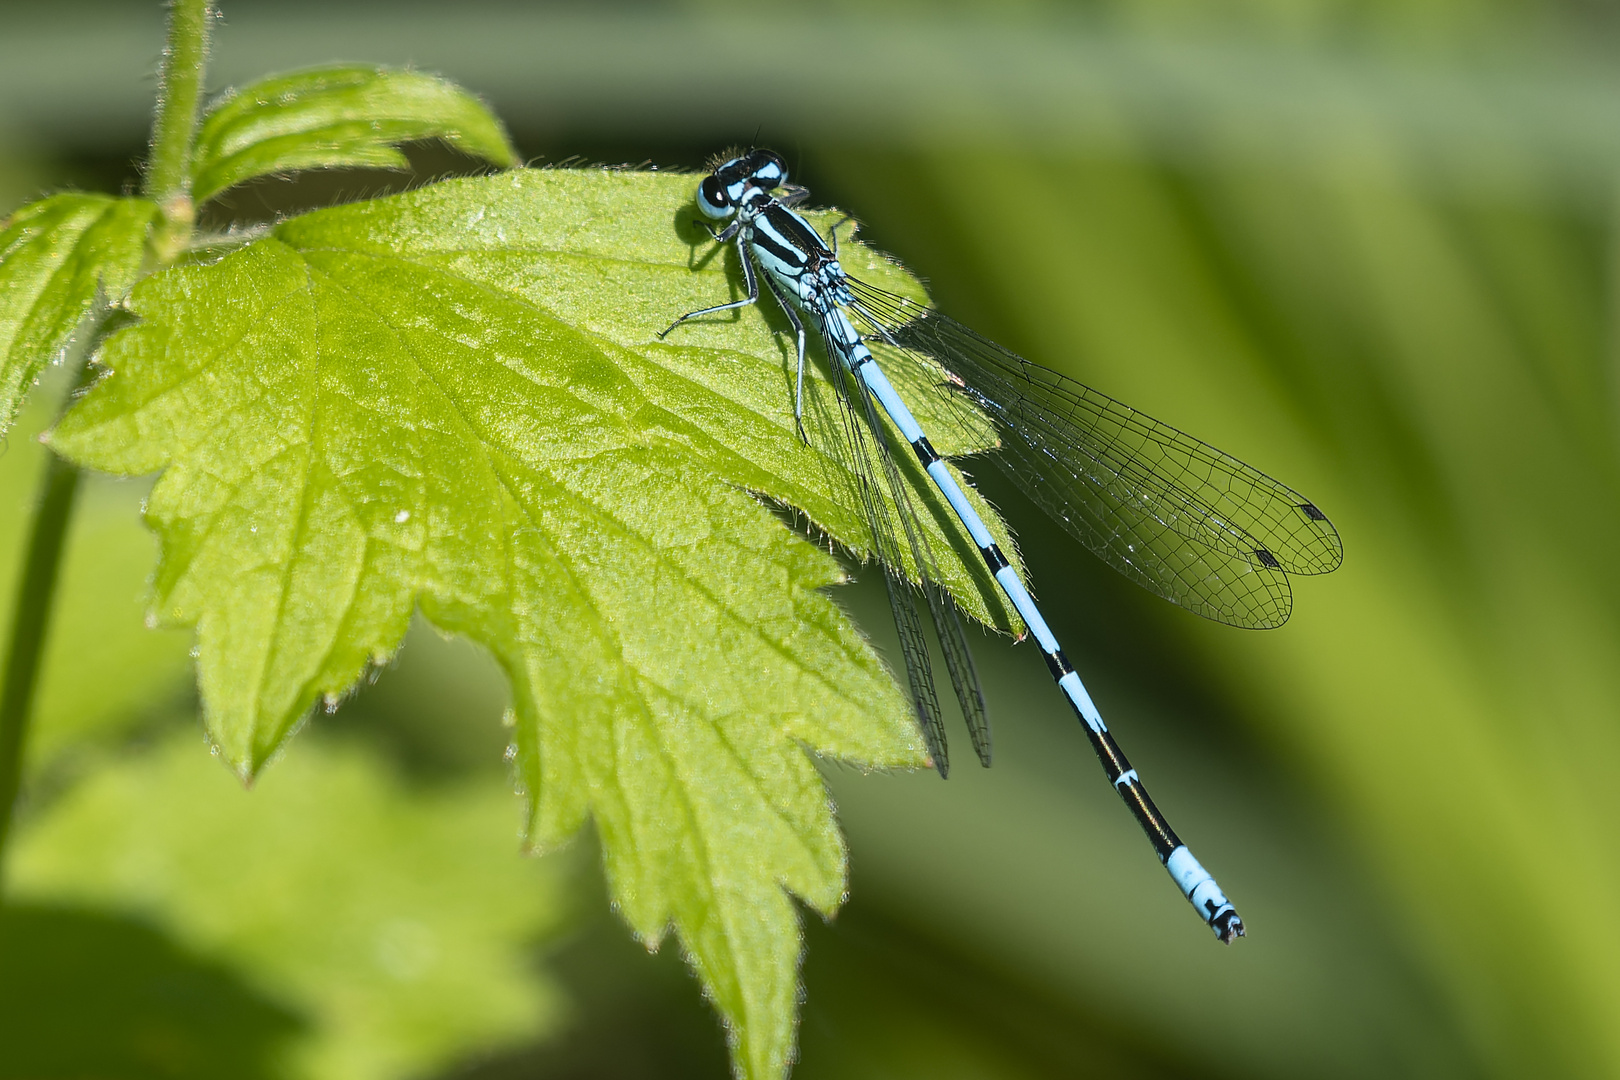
[759,275,811,444]
[825,214,856,257]
[658,231,758,338]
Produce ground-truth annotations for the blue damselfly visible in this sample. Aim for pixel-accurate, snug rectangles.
[660,149,1343,942]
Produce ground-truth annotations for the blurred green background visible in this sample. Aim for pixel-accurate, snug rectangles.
[4,0,1620,1077]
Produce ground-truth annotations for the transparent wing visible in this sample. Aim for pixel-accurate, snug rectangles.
[821,355,952,772]
[844,279,1343,630]
[812,308,991,773]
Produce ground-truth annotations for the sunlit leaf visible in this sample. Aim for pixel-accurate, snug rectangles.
[192,65,517,204]
[0,194,154,435]
[49,168,1024,1078]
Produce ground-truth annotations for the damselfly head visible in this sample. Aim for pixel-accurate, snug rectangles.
[697,149,790,219]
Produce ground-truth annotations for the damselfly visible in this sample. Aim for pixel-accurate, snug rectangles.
[660,150,1343,942]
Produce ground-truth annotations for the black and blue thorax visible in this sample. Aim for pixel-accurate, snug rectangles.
[735,192,868,364]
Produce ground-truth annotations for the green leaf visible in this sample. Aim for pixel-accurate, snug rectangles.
[51,168,1025,1078]
[0,193,155,436]
[192,65,518,205]
[7,730,569,1080]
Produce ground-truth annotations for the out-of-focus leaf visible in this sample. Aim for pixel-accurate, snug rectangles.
[0,194,154,435]
[48,168,1020,1079]
[0,904,307,1080]
[7,731,568,1080]
[191,66,517,204]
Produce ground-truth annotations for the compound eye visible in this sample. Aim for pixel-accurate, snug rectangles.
[696,175,734,219]
[749,150,788,189]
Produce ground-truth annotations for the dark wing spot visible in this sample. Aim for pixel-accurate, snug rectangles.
[1254,547,1282,569]
[1300,502,1328,522]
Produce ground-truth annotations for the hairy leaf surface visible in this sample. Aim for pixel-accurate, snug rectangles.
[0,194,155,435]
[192,65,517,204]
[51,168,1020,1078]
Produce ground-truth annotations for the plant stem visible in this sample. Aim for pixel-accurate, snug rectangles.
[0,0,214,881]
[146,0,213,262]
[0,380,90,869]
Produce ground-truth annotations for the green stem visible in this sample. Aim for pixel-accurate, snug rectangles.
[0,0,214,880]
[0,374,91,871]
[145,0,214,262]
